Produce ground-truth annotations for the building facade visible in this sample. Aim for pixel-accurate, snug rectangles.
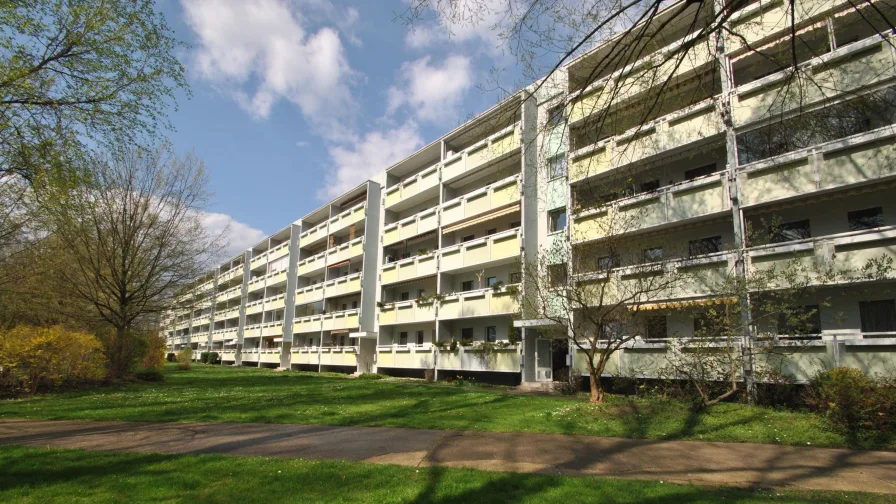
[166,0,896,384]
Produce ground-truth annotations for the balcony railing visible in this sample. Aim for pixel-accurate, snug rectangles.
[381,253,437,285]
[732,35,896,128]
[439,228,521,272]
[437,345,520,372]
[323,272,362,298]
[247,275,266,293]
[438,286,519,320]
[376,345,435,369]
[218,306,240,320]
[220,266,243,283]
[319,346,358,367]
[384,164,440,210]
[294,314,323,335]
[212,329,238,341]
[295,283,325,305]
[379,301,436,325]
[739,126,896,207]
[329,202,366,236]
[570,99,724,183]
[300,221,328,245]
[245,299,264,315]
[321,309,360,331]
[250,242,290,269]
[442,124,521,183]
[243,324,262,338]
[382,208,438,247]
[571,172,730,243]
[261,322,282,337]
[325,236,364,265]
[297,251,327,277]
[218,285,242,302]
[440,175,520,228]
[265,293,286,311]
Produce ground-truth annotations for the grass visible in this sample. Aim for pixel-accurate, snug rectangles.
[0,444,888,504]
[0,363,880,450]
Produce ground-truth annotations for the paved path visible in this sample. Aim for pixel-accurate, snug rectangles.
[1,418,895,494]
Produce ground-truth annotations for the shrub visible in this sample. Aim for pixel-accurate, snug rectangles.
[0,325,107,395]
[553,367,578,396]
[208,352,219,364]
[134,369,164,382]
[141,331,166,371]
[177,348,192,370]
[806,368,895,439]
[166,352,177,363]
[357,373,383,380]
[199,351,209,364]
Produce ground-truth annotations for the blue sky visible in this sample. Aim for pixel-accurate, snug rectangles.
[157,0,521,254]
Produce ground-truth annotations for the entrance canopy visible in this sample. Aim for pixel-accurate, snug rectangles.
[349,331,377,339]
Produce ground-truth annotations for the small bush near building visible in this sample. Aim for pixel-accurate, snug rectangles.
[356,373,383,380]
[134,369,164,382]
[0,325,107,396]
[177,348,192,370]
[199,352,209,363]
[207,352,219,364]
[166,353,176,363]
[806,368,896,444]
[141,332,166,372]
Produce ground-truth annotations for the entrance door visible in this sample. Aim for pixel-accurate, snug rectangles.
[536,339,552,381]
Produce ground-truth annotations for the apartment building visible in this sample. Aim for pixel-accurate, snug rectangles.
[168,0,896,385]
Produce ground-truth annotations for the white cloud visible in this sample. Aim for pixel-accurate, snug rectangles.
[201,211,267,258]
[181,0,356,139]
[387,55,473,123]
[321,122,424,200]
[404,0,506,53]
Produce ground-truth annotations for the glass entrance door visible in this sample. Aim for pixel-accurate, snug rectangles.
[536,339,552,381]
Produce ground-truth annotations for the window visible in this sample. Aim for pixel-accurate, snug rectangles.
[352,301,358,309]
[399,331,408,345]
[643,247,663,262]
[645,316,667,341]
[684,164,716,181]
[462,280,474,291]
[548,154,567,178]
[597,255,619,271]
[549,208,567,232]
[486,228,497,235]
[859,300,896,333]
[777,305,821,337]
[640,179,660,193]
[689,236,723,257]
[510,221,521,229]
[848,207,884,231]
[416,330,425,345]
[342,303,347,311]
[771,220,811,243]
[510,272,522,283]
[417,289,426,298]
[548,264,567,287]
[310,337,315,347]
[487,276,497,287]
[461,327,474,341]
[486,326,497,343]
[400,292,410,301]
[547,105,564,127]
[462,234,475,242]
[340,335,346,347]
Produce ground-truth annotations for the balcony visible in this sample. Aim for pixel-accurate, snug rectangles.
[750,227,896,286]
[570,101,723,183]
[384,164,440,211]
[321,309,360,331]
[220,266,243,283]
[438,287,519,320]
[572,172,730,243]
[376,345,435,369]
[259,350,281,364]
[732,35,896,128]
[437,345,520,372]
[439,228,521,272]
[568,38,714,125]
[246,299,264,316]
[325,236,364,265]
[440,176,520,228]
[220,350,236,361]
[243,324,262,338]
[218,306,240,320]
[319,347,358,367]
[295,284,325,305]
[740,127,896,207]
[297,252,326,277]
[383,209,438,247]
[294,314,323,335]
[250,242,290,269]
[265,293,286,311]
[247,276,266,293]
[300,222,328,246]
[290,347,319,365]
[212,329,237,342]
[381,253,437,285]
[218,285,241,302]
[724,0,842,55]
[442,124,520,183]
[329,202,366,237]
[261,322,282,337]
[379,301,436,325]
[192,315,211,326]
[324,272,362,298]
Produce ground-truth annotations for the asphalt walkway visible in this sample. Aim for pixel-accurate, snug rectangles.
[1,418,894,494]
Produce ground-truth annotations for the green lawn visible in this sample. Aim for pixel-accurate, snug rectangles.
[0,364,877,449]
[0,444,887,504]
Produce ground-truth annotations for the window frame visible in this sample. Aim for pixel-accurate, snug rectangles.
[485,326,497,343]
[549,208,567,233]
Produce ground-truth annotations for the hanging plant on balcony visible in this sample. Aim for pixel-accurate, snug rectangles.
[490,281,505,293]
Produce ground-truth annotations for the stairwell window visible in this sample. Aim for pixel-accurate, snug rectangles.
[549,208,567,233]
[859,300,896,334]
[848,207,884,231]
[486,326,497,343]
[548,264,567,287]
[548,154,567,179]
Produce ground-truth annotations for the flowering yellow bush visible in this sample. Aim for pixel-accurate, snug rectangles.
[142,331,166,371]
[0,325,107,395]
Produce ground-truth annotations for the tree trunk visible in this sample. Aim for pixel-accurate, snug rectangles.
[589,371,604,403]
[110,325,128,379]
